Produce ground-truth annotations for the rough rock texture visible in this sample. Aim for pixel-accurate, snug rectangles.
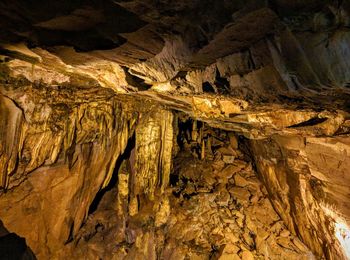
[250,135,350,259]
[54,126,315,260]
[133,108,174,201]
[0,91,139,258]
[0,0,350,259]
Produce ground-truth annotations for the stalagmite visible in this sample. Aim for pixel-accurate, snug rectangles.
[191,120,198,142]
[201,139,205,160]
[133,108,174,201]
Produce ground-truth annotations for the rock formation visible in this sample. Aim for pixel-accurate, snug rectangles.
[0,0,349,259]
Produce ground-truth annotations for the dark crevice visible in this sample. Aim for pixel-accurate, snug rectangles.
[214,68,230,94]
[123,67,153,91]
[287,117,328,128]
[176,118,193,149]
[247,48,256,70]
[169,173,179,187]
[0,48,40,64]
[174,70,188,78]
[88,133,135,215]
[278,95,304,103]
[64,220,75,245]
[202,81,215,93]
[33,28,127,52]
[136,195,141,212]
[0,219,36,259]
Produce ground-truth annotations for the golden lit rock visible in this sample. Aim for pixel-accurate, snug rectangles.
[0,1,349,259]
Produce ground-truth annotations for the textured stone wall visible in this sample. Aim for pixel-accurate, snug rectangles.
[250,136,349,259]
[0,92,138,258]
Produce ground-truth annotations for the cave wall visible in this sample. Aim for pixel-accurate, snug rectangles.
[0,84,349,259]
[250,135,350,259]
[0,92,138,258]
[0,80,178,258]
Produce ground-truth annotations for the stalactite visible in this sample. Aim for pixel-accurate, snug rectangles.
[201,139,205,160]
[191,120,198,142]
[0,95,23,189]
[133,107,174,202]
[0,95,139,257]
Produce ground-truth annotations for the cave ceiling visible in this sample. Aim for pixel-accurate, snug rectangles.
[1,1,349,138]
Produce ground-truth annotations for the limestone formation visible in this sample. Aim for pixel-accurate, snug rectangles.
[0,0,350,259]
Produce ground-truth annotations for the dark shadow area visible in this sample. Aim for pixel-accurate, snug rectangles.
[0,219,36,260]
[33,28,127,52]
[88,133,135,215]
[288,117,328,128]
[123,68,153,91]
[202,81,216,93]
[214,69,230,94]
[176,118,203,151]
[0,0,147,48]
[64,219,75,245]
[169,173,179,187]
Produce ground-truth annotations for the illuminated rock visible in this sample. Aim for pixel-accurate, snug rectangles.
[0,0,349,259]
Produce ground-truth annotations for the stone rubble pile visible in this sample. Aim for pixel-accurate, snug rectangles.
[164,133,314,259]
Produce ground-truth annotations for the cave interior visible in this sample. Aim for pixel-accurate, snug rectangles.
[0,0,350,259]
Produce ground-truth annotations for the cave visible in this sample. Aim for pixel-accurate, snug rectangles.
[0,1,350,259]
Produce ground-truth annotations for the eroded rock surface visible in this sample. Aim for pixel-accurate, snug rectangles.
[55,126,315,259]
[0,0,349,259]
[250,135,350,259]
